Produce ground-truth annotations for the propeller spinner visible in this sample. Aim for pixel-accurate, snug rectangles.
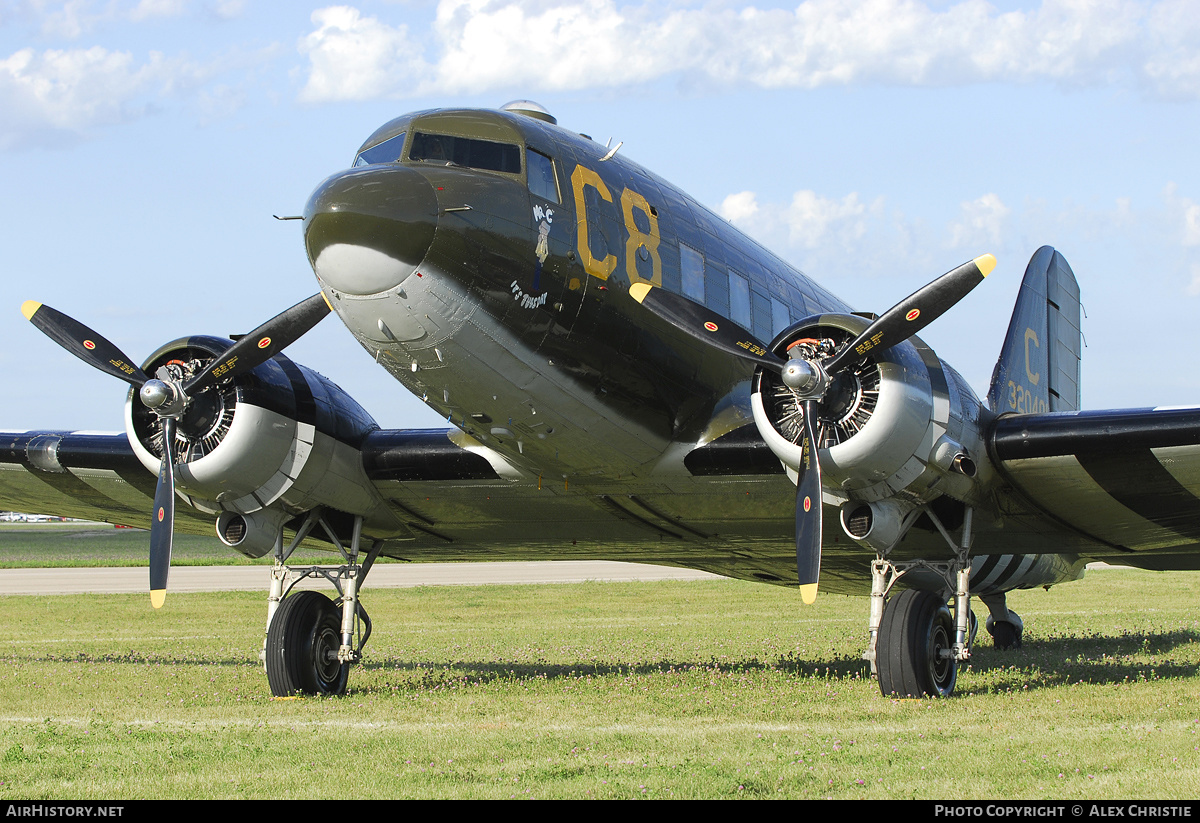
[21,293,332,608]
[631,254,995,601]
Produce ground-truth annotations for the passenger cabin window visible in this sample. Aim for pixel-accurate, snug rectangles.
[751,291,771,341]
[409,132,521,174]
[527,149,559,203]
[771,297,791,337]
[729,271,752,329]
[681,244,705,303]
[354,132,406,166]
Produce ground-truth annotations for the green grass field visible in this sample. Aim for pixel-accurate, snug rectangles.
[0,526,1197,799]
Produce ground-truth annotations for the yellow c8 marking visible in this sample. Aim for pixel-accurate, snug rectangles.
[573,164,662,287]
[620,188,661,287]
[571,165,617,281]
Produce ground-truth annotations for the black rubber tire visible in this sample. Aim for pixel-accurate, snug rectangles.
[989,619,1022,650]
[877,589,958,698]
[265,591,349,697]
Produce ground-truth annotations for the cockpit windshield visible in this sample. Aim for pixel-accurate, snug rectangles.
[409,132,521,174]
[354,131,406,167]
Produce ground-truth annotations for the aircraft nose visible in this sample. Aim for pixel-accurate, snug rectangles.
[304,165,438,296]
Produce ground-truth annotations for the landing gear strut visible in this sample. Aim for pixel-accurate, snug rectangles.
[866,506,976,698]
[262,509,382,697]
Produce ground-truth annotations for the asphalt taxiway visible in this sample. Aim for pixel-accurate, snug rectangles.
[0,561,721,596]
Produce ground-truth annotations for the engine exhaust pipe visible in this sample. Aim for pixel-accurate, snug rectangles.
[216,510,286,558]
[840,498,913,552]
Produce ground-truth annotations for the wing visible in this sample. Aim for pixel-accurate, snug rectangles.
[0,430,189,528]
[989,406,1200,568]
[19,409,1200,589]
[0,426,801,586]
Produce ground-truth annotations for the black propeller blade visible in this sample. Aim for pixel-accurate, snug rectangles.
[21,301,149,388]
[823,254,995,375]
[794,399,822,605]
[22,293,333,608]
[184,293,331,395]
[628,283,786,373]
[150,417,177,609]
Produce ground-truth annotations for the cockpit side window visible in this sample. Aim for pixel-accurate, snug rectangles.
[527,149,559,203]
[409,132,521,174]
[354,132,406,167]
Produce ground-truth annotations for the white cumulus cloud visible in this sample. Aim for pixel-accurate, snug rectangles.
[947,193,1011,249]
[718,191,760,224]
[719,187,891,274]
[296,0,1200,101]
[785,189,875,249]
[0,46,164,148]
[298,5,431,102]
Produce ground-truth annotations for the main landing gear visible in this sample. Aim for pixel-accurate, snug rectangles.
[865,507,978,698]
[262,509,382,697]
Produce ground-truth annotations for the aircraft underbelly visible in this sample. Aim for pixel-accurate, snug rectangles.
[331,257,666,477]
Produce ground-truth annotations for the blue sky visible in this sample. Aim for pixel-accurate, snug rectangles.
[2,0,1198,432]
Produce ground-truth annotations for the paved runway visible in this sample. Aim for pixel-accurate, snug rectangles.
[0,561,722,596]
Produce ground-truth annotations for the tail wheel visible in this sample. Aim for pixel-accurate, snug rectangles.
[987,618,1023,650]
[265,591,349,697]
[877,589,957,698]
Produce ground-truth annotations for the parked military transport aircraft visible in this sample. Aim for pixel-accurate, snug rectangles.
[3,101,1197,698]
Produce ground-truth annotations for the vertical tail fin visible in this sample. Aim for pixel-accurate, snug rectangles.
[988,246,1082,414]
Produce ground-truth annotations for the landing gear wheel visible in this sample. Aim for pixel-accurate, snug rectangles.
[265,591,349,697]
[876,589,957,698]
[988,619,1022,650]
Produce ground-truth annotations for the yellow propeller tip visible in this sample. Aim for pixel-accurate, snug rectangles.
[628,282,652,304]
[20,301,41,321]
[799,583,818,605]
[974,254,997,278]
[150,590,166,609]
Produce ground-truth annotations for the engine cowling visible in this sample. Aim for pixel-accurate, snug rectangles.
[751,314,993,541]
[124,336,401,556]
